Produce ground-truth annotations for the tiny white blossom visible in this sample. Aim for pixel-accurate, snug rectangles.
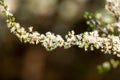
[28,26,33,32]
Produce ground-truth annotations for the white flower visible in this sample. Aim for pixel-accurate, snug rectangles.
[28,26,33,32]
[15,23,20,28]
[115,22,120,28]
[10,27,16,32]
[5,10,13,16]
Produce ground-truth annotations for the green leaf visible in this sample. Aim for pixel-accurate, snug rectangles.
[97,61,111,74]
[4,4,8,10]
[97,65,104,74]
[83,12,92,19]
[11,17,15,22]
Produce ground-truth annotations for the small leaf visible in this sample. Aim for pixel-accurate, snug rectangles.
[97,65,104,74]
[4,4,8,10]
[11,17,15,22]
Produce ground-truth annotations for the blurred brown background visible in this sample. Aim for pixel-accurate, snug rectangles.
[0,0,120,80]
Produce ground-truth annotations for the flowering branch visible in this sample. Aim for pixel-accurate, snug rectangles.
[0,0,120,57]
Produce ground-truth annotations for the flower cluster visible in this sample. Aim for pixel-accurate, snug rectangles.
[64,30,120,57]
[105,0,120,18]
[1,0,120,57]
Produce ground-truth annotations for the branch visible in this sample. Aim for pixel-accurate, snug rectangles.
[0,0,120,57]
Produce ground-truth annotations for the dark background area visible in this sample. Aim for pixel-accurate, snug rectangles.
[0,0,120,80]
